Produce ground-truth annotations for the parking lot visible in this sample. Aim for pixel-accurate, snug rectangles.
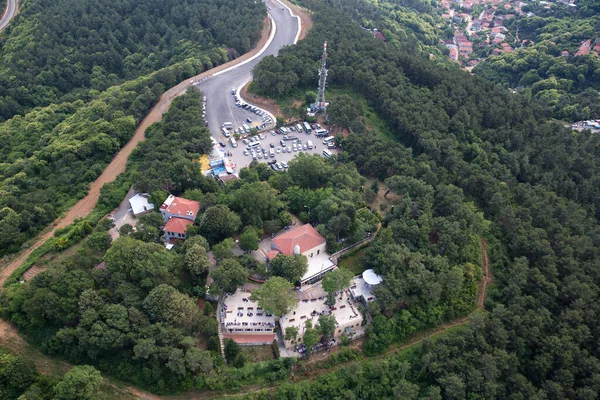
[219,123,337,171]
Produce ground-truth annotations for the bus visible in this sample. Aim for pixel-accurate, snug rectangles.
[303,122,312,133]
[221,127,231,137]
[322,136,335,145]
[322,149,333,159]
[307,140,313,149]
[229,137,237,148]
[315,129,329,137]
[222,122,233,129]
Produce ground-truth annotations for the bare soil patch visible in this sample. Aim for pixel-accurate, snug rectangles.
[241,81,281,117]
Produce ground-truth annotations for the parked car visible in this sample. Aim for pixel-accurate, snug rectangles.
[277,147,282,153]
[219,141,226,147]
[246,118,252,123]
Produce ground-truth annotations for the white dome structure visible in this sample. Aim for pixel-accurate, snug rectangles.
[293,244,301,255]
[363,269,383,286]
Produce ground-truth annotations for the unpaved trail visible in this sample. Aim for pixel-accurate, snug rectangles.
[478,238,492,309]
[0,16,273,288]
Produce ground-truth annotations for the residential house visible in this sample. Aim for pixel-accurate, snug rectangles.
[220,290,276,345]
[160,195,200,242]
[268,224,335,286]
[594,37,600,52]
[576,39,591,56]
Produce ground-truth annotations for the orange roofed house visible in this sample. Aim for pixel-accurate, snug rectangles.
[160,194,200,242]
[268,224,335,286]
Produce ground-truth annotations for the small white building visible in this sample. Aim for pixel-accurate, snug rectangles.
[349,269,383,306]
[128,193,154,217]
[220,290,277,345]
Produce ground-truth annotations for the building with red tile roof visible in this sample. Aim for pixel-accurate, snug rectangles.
[272,224,326,256]
[160,194,200,242]
[160,194,200,222]
[270,224,335,285]
[163,218,194,242]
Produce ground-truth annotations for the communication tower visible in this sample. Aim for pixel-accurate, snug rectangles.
[310,41,329,114]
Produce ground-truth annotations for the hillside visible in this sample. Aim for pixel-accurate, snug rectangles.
[247,3,600,398]
[0,0,266,256]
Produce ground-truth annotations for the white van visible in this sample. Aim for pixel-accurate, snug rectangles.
[296,123,303,132]
[229,137,237,148]
[222,122,233,129]
[322,136,335,145]
[248,141,260,150]
[307,140,313,149]
[270,148,275,157]
[221,127,231,137]
[322,149,333,159]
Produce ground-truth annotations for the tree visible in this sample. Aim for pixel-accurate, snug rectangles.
[203,302,213,316]
[149,190,168,209]
[185,348,213,374]
[302,320,319,357]
[251,277,297,317]
[239,227,259,252]
[210,259,248,294]
[285,326,299,342]
[322,269,353,306]
[185,244,210,276]
[85,232,112,253]
[118,224,133,237]
[212,238,235,261]
[270,254,308,284]
[53,365,103,400]
[318,314,337,338]
[142,284,200,329]
[224,338,240,364]
[0,353,37,400]
[132,212,165,242]
[198,205,241,244]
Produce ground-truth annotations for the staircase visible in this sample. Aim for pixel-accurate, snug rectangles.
[216,295,226,360]
[21,266,47,282]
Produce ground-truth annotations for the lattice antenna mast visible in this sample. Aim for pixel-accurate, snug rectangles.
[315,41,328,113]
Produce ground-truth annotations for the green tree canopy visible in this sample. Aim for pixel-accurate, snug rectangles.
[251,277,297,317]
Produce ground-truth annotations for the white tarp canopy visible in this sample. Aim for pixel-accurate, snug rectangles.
[363,269,383,285]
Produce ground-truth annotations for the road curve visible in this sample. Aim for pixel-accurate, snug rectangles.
[0,0,17,31]
[0,0,302,286]
[197,0,299,138]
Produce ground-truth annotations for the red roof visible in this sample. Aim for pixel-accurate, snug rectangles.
[272,224,325,256]
[163,217,194,235]
[223,333,275,344]
[160,196,200,220]
[266,250,281,260]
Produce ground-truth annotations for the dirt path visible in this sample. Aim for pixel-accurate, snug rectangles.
[477,238,492,309]
[0,16,273,288]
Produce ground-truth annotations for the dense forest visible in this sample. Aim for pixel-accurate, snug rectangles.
[0,0,265,121]
[1,84,483,393]
[0,0,265,256]
[247,2,600,397]
[1,346,110,400]
[474,3,600,120]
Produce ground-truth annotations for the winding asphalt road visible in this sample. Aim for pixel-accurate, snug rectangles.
[0,0,17,31]
[196,0,299,138]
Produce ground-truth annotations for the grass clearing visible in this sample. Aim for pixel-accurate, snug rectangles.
[338,248,367,275]
[239,345,277,363]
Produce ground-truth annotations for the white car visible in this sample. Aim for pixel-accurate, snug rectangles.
[277,147,282,153]
[244,150,249,156]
